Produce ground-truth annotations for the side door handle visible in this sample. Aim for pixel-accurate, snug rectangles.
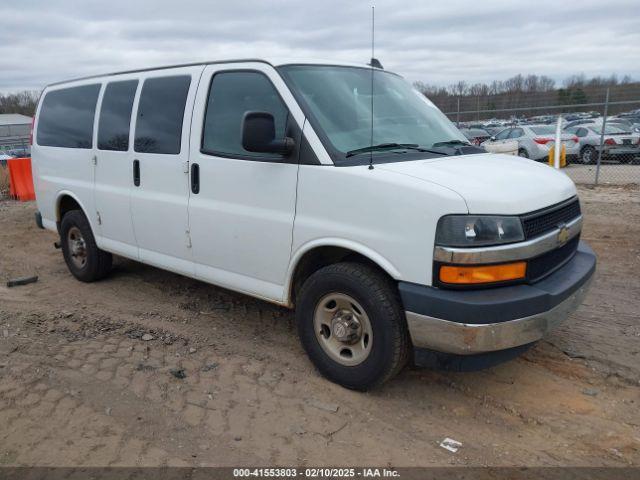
[133,159,140,186]
[191,163,200,194]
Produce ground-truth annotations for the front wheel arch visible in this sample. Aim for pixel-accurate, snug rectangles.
[286,241,401,307]
[55,192,90,233]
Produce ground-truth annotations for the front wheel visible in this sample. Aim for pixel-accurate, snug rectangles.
[296,262,410,390]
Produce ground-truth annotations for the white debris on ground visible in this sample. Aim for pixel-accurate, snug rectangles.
[439,438,463,453]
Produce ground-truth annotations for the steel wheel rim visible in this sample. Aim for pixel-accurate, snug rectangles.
[313,293,373,367]
[67,226,87,269]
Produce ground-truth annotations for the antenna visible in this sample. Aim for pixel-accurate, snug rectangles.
[369,5,375,170]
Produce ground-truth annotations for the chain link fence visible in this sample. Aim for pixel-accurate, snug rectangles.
[0,131,30,157]
[434,85,640,186]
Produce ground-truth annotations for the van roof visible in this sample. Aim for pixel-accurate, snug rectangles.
[47,58,385,88]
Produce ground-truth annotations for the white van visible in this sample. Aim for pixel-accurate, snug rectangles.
[31,59,595,390]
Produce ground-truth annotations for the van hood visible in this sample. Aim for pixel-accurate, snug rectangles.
[377,153,577,214]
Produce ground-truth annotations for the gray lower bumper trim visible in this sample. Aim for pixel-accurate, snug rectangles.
[406,275,593,355]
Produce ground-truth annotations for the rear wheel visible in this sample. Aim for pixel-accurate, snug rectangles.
[296,262,410,390]
[60,210,112,282]
[581,146,596,165]
[518,148,529,158]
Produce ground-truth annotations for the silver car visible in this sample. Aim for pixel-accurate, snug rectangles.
[482,124,580,161]
[565,117,639,133]
[565,124,640,164]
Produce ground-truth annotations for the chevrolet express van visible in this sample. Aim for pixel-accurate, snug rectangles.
[31,59,596,390]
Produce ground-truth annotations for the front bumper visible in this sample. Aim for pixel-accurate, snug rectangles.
[400,241,596,355]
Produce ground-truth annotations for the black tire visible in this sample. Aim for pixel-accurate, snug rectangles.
[296,262,410,390]
[581,146,596,165]
[60,210,112,282]
[518,148,529,158]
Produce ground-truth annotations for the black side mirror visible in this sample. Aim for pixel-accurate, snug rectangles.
[242,111,294,155]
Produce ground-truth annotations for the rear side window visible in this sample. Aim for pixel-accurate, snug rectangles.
[37,84,101,148]
[134,76,191,154]
[202,71,288,159]
[98,80,138,151]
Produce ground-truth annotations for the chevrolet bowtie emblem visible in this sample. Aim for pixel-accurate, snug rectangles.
[557,226,570,245]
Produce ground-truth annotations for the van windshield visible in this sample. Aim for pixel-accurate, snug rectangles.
[278,65,467,164]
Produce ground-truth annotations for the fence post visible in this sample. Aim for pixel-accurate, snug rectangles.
[456,97,460,127]
[595,87,609,185]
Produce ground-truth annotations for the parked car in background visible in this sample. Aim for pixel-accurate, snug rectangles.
[565,124,640,164]
[482,138,518,156]
[5,147,31,158]
[564,117,635,131]
[483,126,505,136]
[459,128,492,146]
[0,153,12,166]
[482,125,580,161]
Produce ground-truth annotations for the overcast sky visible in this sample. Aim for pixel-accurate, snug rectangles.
[2,0,639,92]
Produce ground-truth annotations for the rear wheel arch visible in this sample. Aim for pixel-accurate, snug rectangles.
[55,193,89,231]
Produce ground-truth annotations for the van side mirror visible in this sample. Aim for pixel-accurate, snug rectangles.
[242,111,294,155]
[490,136,496,141]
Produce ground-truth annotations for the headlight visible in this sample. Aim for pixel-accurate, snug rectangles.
[435,215,524,247]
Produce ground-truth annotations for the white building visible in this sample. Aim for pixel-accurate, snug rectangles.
[0,113,32,150]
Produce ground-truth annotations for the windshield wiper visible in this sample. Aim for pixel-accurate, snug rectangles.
[431,139,471,148]
[346,143,425,157]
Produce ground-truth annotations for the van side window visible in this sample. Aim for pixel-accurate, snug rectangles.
[202,71,288,159]
[98,80,138,151]
[37,84,101,148]
[134,76,191,154]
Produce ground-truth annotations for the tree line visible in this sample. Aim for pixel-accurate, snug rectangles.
[0,91,40,117]
[413,74,640,121]
[1,72,639,122]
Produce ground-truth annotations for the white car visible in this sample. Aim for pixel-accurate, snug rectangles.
[565,124,640,164]
[31,59,596,389]
[483,125,580,161]
[482,139,518,156]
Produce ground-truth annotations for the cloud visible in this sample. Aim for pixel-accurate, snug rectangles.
[2,0,639,91]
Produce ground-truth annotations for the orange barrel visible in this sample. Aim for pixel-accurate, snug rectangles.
[7,157,36,201]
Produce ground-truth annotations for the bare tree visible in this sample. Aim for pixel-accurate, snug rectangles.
[0,90,41,116]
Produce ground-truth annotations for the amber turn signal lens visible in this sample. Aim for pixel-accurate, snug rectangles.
[440,262,526,285]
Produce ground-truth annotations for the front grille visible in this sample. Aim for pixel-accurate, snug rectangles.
[521,198,581,239]
[528,235,580,282]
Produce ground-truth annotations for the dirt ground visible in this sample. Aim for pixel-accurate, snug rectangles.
[0,185,638,467]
